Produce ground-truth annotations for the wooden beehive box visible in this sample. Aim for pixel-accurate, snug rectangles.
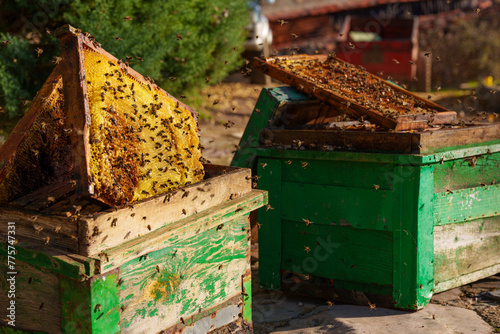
[0,165,266,333]
[0,24,268,333]
[232,86,500,310]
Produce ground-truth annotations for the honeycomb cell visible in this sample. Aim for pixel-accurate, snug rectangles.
[83,49,204,206]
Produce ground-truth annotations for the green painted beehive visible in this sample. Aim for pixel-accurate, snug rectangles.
[232,86,500,310]
[0,165,266,333]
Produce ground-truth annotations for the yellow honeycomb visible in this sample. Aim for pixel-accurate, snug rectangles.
[0,75,72,203]
[83,49,204,206]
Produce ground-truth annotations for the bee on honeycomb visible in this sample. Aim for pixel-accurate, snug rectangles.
[83,49,204,206]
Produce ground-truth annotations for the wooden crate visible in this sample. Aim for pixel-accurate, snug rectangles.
[0,165,267,333]
[232,86,500,310]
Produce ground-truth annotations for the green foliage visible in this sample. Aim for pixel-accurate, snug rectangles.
[0,0,248,118]
[420,12,500,88]
[0,33,38,117]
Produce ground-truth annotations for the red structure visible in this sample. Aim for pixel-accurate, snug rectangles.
[336,16,419,84]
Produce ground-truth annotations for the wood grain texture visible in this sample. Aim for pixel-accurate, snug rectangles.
[0,260,62,334]
[117,214,250,333]
[434,217,500,285]
[256,158,283,290]
[0,208,78,251]
[58,28,93,198]
[79,167,251,257]
[252,55,453,130]
[433,151,500,193]
[433,184,500,225]
[392,165,434,310]
[281,182,394,231]
[281,157,394,190]
[98,190,265,274]
[280,221,393,285]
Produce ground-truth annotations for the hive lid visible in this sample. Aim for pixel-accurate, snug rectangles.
[0,25,204,207]
[252,54,457,131]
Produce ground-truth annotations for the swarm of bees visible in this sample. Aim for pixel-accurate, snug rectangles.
[0,73,72,203]
[84,49,204,206]
[271,56,442,119]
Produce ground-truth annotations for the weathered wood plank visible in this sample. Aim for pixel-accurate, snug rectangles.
[118,214,249,333]
[392,165,434,310]
[260,129,414,153]
[252,55,453,130]
[281,158,394,190]
[434,263,500,294]
[0,65,62,187]
[79,167,252,257]
[98,190,265,273]
[0,260,62,334]
[280,221,393,285]
[418,124,500,154]
[58,26,93,199]
[281,182,394,231]
[433,151,500,193]
[434,217,500,285]
[256,158,283,290]
[433,184,500,225]
[90,272,120,333]
[0,208,78,251]
[0,238,87,280]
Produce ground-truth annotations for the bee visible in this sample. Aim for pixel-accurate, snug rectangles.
[169,76,176,81]
[291,33,298,38]
[223,120,234,129]
[206,77,210,83]
[2,40,11,45]
[304,246,311,253]
[392,59,400,64]
[301,161,308,169]
[277,19,288,25]
[302,218,313,226]
[182,208,187,215]
[373,184,380,191]
[265,204,274,211]
[113,36,123,41]
[327,301,334,308]
[180,94,186,99]
[176,34,183,40]
[124,16,133,21]
[136,56,143,61]
[368,303,376,311]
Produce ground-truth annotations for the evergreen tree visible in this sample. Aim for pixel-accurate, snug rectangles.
[0,0,249,118]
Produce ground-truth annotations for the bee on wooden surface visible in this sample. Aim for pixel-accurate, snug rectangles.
[223,120,234,129]
[302,218,313,226]
[277,19,288,25]
[291,33,298,38]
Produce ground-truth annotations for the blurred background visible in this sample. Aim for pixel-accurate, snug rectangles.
[1,0,499,164]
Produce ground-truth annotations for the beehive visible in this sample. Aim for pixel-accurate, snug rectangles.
[82,49,203,206]
[0,25,204,208]
[232,86,500,311]
[252,54,457,130]
[0,67,72,203]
